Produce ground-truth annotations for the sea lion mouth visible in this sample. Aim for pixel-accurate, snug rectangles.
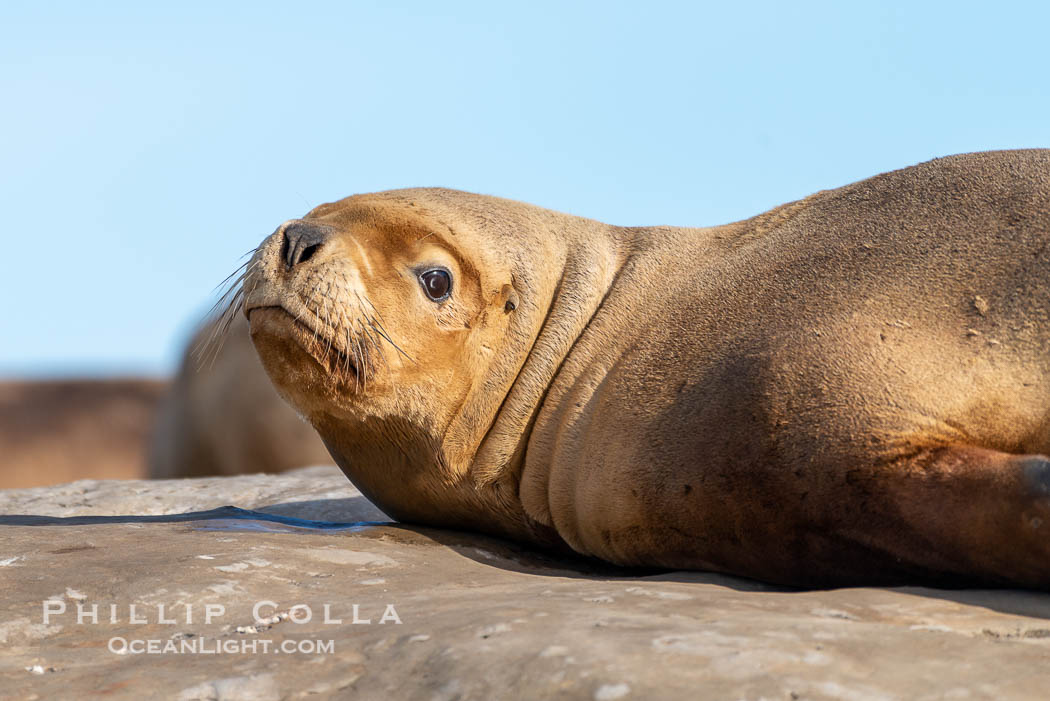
[221,230,408,395]
[247,305,359,383]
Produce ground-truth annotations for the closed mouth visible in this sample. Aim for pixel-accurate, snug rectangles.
[247,305,358,379]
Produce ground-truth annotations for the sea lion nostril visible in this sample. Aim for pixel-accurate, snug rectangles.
[282,221,334,270]
[298,243,321,265]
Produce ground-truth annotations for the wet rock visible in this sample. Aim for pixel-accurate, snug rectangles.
[2,466,1049,699]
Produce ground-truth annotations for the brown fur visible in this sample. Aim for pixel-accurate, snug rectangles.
[149,314,333,478]
[244,150,1050,588]
[0,379,164,488]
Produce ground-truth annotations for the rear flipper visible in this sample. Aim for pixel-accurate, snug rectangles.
[828,445,1050,588]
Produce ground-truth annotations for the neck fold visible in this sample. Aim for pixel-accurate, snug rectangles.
[464,224,632,487]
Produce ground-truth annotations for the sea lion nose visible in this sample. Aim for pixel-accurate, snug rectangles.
[281,221,334,271]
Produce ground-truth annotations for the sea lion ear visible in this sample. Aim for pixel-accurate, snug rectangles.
[501,284,519,313]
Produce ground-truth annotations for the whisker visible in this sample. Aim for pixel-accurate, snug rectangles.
[320,284,335,368]
[353,292,413,362]
[191,252,262,370]
[211,256,254,294]
[335,304,359,391]
[345,317,358,392]
[192,285,240,365]
[193,287,245,370]
[352,329,363,393]
[371,330,389,373]
[202,266,253,321]
[356,320,382,378]
[351,320,368,390]
[367,317,414,364]
[359,294,388,325]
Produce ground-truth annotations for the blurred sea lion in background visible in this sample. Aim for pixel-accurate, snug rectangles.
[0,379,164,489]
[243,150,1050,589]
[149,313,333,478]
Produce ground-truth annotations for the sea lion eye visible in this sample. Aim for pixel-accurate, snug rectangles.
[419,268,452,301]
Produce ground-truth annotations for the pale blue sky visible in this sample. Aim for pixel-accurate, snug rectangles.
[2,1,1048,376]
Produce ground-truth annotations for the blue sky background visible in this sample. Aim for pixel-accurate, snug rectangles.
[2,1,1048,376]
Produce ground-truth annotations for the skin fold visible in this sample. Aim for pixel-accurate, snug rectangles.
[242,150,1050,588]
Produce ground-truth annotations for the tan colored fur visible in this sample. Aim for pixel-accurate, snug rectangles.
[245,150,1050,587]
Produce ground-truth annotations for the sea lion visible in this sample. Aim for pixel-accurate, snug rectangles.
[241,150,1050,588]
[0,379,165,489]
[149,313,333,478]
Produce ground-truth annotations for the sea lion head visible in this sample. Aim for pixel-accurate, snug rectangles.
[244,190,516,425]
[238,188,621,536]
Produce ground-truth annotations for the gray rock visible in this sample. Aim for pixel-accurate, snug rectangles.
[2,467,1049,699]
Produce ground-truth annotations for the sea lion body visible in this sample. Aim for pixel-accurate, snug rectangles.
[244,150,1050,587]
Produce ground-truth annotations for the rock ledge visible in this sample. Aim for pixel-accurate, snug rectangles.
[2,467,1049,700]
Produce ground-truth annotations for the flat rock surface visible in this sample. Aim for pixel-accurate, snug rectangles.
[2,467,1049,700]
